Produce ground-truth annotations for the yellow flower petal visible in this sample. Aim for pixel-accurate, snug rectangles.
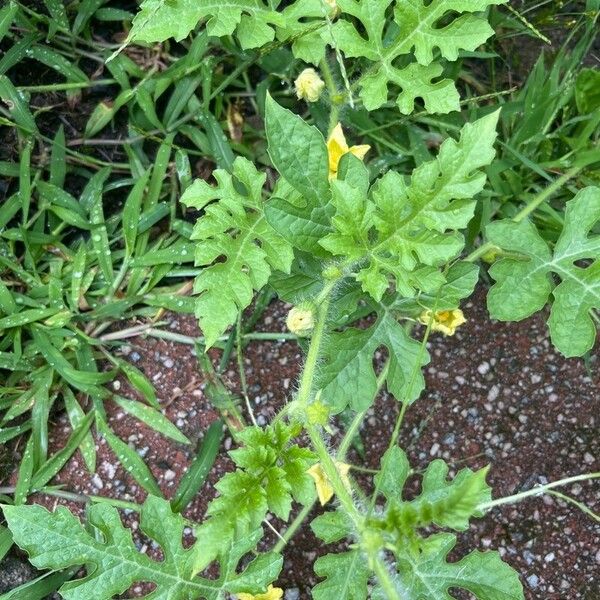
[326,123,348,179]
[349,144,370,161]
[307,461,352,505]
[418,309,466,336]
[237,585,284,600]
[326,123,370,180]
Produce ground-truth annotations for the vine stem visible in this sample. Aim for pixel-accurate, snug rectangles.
[320,56,340,135]
[293,279,401,600]
[466,165,583,263]
[478,472,600,511]
[272,360,389,554]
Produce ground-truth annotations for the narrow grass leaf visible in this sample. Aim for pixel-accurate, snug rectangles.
[0,568,78,600]
[0,76,37,133]
[69,244,87,311]
[28,46,87,83]
[112,357,159,408]
[63,388,96,472]
[113,396,190,445]
[97,417,162,497]
[88,173,114,285]
[171,420,223,513]
[0,2,18,43]
[31,410,95,489]
[18,137,32,224]
[31,327,114,391]
[30,369,53,469]
[123,169,150,257]
[43,0,69,36]
[49,125,66,187]
[14,436,34,505]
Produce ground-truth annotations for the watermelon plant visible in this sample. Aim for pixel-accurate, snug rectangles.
[1,0,599,599]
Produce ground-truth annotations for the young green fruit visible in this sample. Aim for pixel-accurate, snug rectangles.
[286,302,316,336]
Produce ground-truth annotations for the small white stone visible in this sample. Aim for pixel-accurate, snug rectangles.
[477,362,490,375]
[164,469,176,481]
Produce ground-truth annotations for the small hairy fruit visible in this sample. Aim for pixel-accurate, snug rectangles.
[295,68,325,103]
[286,302,316,336]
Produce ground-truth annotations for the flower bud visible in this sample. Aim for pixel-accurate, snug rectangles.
[307,400,330,426]
[294,68,325,103]
[286,302,316,336]
[322,264,343,280]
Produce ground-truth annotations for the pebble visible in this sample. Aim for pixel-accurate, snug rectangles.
[442,433,455,445]
[527,574,539,589]
[477,361,490,375]
[487,385,500,401]
[164,469,176,482]
[285,589,300,600]
[583,452,595,465]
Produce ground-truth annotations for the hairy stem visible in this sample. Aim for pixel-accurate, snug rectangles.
[479,472,600,511]
[293,280,401,599]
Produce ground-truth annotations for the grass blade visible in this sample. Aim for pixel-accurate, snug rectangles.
[113,396,190,445]
[31,410,95,489]
[171,420,223,513]
[97,417,162,497]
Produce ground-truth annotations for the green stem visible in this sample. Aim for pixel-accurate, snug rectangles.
[372,559,401,600]
[320,56,340,135]
[512,166,582,222]
[466,165,583,263]
[17,79,116,92]
[272,502,314,553]
[290,278,401,598]
[296,280,336,409]
[479,472,600,511]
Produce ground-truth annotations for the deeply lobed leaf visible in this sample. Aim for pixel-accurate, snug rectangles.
[317,313,430,412]
[3,496,281,600]
[320,110,500,301]
[334,0,506,113]
[487,186,600,357]
[181,157,293,347]
[130,0,284,47]
[198,423,316,561]
[394,533,523,600]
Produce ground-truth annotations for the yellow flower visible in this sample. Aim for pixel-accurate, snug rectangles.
[418,309,467,336]
[327,123,370,180]
[286,303,316,337]
[237,585,284,600]
[307,461,352,505]
[294,68,325,103]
